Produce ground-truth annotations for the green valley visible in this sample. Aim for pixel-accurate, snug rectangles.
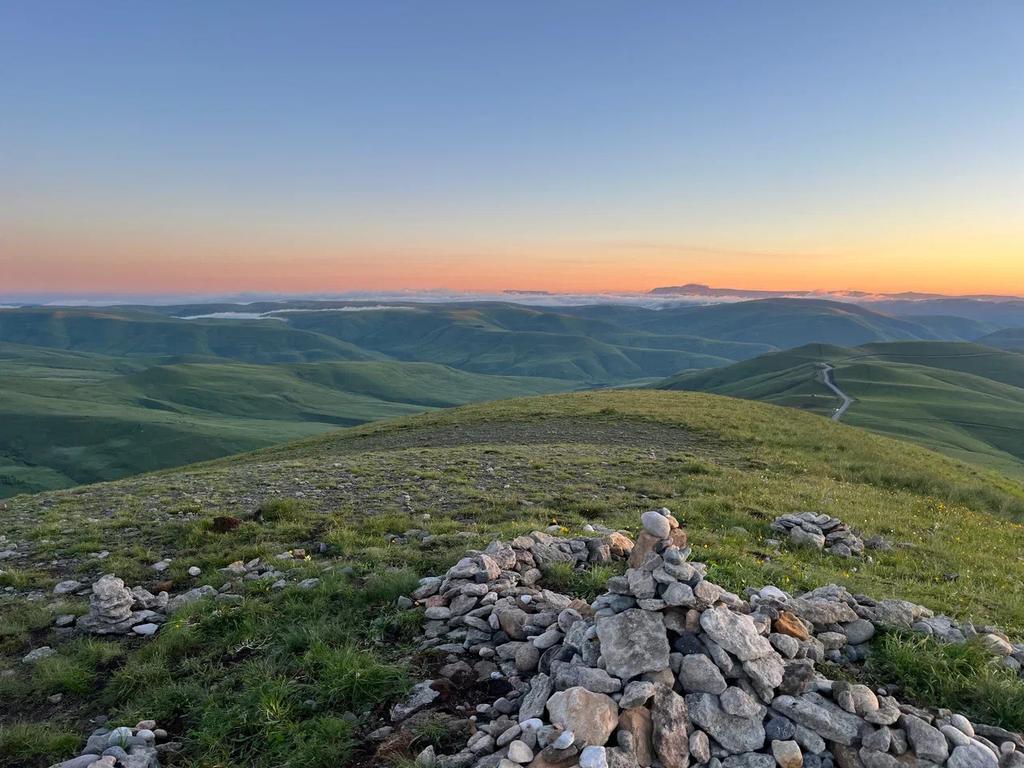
[2,298,1021,498]
[0,343,569,497]
[658,341,1024,477]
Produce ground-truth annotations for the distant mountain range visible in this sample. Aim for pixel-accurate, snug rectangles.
[648,282,1024,302]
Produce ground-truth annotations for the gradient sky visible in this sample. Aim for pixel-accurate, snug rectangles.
[2,1,1022,296]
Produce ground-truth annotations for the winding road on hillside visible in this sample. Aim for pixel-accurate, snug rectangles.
[819,363,853,421]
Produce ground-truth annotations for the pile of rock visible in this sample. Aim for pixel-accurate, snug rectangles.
[389,509,1023,768]
[770,513,865,557]
[49,718,173,768]
[76,575,166,636]
[57,554,328,638]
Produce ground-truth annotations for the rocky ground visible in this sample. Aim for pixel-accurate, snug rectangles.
[374,509,1023,768]
[3,393,1024,767]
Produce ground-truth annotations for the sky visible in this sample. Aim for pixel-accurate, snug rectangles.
[1,1,1022,296]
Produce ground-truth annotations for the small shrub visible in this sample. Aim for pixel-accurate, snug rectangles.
[257,498,303,522]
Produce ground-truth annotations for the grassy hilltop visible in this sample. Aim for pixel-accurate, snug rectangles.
[1,390,1023,766]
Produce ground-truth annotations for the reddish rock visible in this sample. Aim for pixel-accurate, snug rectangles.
[670,528,689,549]
[774,611,811,641]
[605,532,635,558]
[619,707,655,766]
[629,531,661,568]
[652,685,690,768]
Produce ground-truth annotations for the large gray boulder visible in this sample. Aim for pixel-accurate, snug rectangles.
[699,606,773,661]
[678,654,727,694]
[900,714,949,763]
[686,692,766,754]
[771,693,868,746]
[596,609,670,680]
[518,673,553,721]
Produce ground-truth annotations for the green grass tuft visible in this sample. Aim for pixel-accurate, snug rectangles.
[0,722,80,768]
[257,497,305,522]
[33,637,123,695]
[542,562,627,601]
[304,642,412,710]
[867,632,1024,731]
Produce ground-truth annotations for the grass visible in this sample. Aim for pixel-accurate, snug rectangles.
[660,341,1024,478]
[867,632,1024,732]
[542,561,627,601]
[97,571,415,768]
[1,390,1023,766]
[32,638,123,695]
[0,723,80,768]
[0,601,51,655]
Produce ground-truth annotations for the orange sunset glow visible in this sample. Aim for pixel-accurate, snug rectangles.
[2,2,1022,298]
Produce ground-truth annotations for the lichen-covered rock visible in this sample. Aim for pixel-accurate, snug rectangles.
[596,609,670,680]
[686,693,766,753]
[700,606,773,661]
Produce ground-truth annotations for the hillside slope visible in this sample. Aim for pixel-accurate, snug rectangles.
[1,391,1022,767]
[658,341,1024,476]
[0,344,570,497]
[978,327,1024,352]
[0,308,378,363]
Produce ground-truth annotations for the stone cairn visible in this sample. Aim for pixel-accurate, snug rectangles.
[387,509,1024,768]
[48,719,171,768]
[770,513,865,557]
[67,552,320,638]
[76,575,167,636]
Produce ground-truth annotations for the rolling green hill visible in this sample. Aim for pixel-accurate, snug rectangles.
[276,304,746,381]
[658,341,1024,476]
[978,327,1024,352]
[0,308,379,363]
[557,298,994,346]
[0,343,570,497]
[1,390,1022,767]
[0,299,1015,498]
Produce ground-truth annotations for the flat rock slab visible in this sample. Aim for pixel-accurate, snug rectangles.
[596,609,670,680]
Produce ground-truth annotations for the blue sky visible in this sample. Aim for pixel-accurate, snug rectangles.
[1,1,1022,293]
